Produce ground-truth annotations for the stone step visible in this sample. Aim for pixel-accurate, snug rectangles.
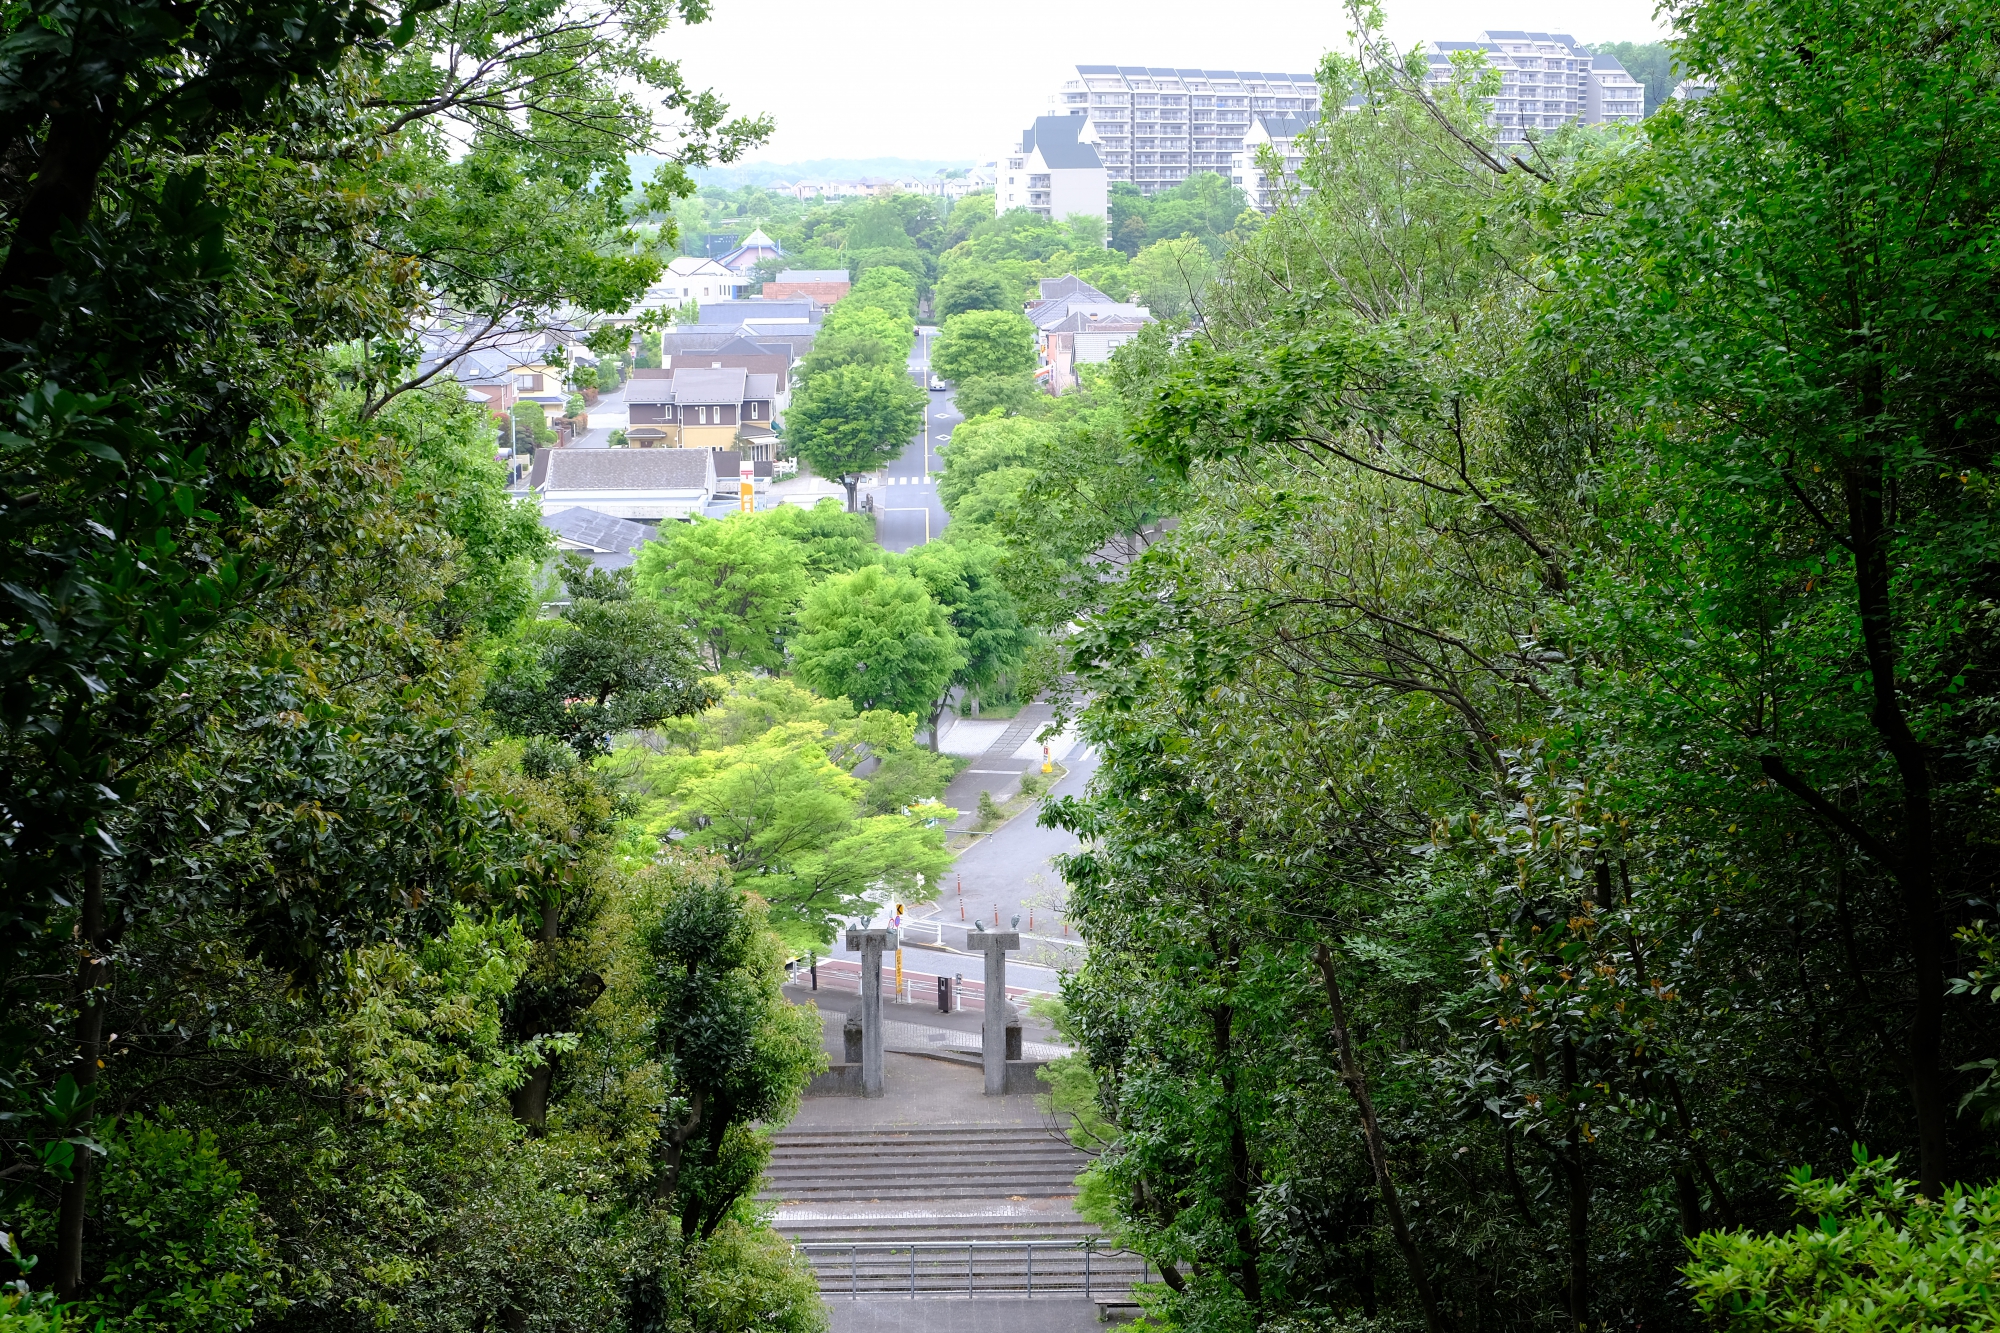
[770,1127,1062,1143]
[760,1184,1081,1203]
[765,1154,1085,1174]
[780,1224,1103,1244]
[760,1160,1080,1176]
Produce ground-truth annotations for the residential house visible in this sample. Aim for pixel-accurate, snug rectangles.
[717,227,783,278]
[1233,111,1318,212]
[1025,276,1154,393]
[763,268,851,305]
[631,256,742,314]
[1049,66,1323,194]
[997,115,1108,224]
[542,507,655,571]
[624,366,783,458]
[532,449,718,521]
[663,337,793,399]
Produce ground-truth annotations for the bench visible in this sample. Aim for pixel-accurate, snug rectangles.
[1093,1296,1143,1323]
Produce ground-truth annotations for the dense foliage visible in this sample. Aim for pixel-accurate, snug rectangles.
[0,0,829,1329]
[1020,3,2000,1331]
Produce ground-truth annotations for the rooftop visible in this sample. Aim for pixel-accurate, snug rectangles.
[542,507,653,555]
[774,269,851,283]
[541,449,715,493]
[1021,115,1103,171]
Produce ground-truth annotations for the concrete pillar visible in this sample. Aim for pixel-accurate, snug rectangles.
[844,927,897,1096]
[974,929,1021,1095]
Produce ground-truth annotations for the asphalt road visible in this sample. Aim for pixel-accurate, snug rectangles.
[827,747,1098,993]
[866,330,955,553]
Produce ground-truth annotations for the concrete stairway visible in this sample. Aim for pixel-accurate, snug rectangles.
[761,1127,1088,1203]
[764,1124,1150,1298]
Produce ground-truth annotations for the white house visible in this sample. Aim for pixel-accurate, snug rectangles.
[997,116,1109,226]
[629,256,739,317]
[532,449,718,521]
[1234,111,1317,212]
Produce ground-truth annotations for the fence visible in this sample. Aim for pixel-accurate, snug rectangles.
[791,955,1059,1006]
[795,1239,1154,1300]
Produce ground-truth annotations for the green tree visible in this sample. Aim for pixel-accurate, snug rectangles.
[935,265,1015,318]
[900,543,1030,749]
[1127,237,1216,320]
[642,864,822,1240]
[932,309,1038,384]
[949,374,1042,420]
[617,678,956,939]
[784,364,927,511]
[633,515,809,671]
[844,265,919,320]
[485,557,713,761]
[799,303,913,380]
[759,500,881,579]
[792,566,965,723]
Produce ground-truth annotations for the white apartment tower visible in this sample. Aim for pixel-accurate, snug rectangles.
[1423,32,1644,143]
[1051,66,1322,194]
[997,116,1110,223]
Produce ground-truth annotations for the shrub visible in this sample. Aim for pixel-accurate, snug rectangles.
[1684,1147,2000,1330]
[83,1118,280,1333]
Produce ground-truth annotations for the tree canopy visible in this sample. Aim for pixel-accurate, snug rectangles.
[783,363,927,511]
[932,309,1038,385]
[792,566,965,723]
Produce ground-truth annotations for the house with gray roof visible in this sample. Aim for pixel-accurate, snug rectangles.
[997,115,1108,224]
[1026,273,1155,394]
[535,449,718,521]
[622,366,782,457]
[542,507,655,571]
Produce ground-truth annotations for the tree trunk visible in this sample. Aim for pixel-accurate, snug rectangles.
[1207,999,1263,1310]
[508,897,564,1134]
[54,864,107,1300]
[1313,945,1446,1333]
[1843,449,1947,1197]
[1560,1037,1590,1332]
[842,475,859,512]
[0,108,116,330]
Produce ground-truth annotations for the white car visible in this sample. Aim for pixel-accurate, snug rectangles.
[928,374,946,391]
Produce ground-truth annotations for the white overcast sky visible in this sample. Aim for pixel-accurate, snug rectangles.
[655,0,1673,165]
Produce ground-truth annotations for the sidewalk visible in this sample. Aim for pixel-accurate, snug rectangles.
[938,704,1071,834]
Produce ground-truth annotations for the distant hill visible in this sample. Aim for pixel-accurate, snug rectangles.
[628,155,977,190]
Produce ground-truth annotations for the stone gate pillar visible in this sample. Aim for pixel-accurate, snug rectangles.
[974,929,1021,1095]
[844,926,897,1096]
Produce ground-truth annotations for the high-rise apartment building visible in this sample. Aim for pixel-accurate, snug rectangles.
[1049,66,1323,194]
[1423,32,1644,143]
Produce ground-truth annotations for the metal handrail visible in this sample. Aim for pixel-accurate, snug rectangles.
[793,1237,1148,1301]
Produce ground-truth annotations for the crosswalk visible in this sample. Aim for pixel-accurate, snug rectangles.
[874,475,935,486]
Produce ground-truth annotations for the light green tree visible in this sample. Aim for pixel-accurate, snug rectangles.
[617,679,957,942]
[1127,236,1215,319]
[799,303,913,379]
[899,543,1030,749]
[632,514,810,671]
[844,265,920,320]
[792,565,966,723]
[935,264,1016,318]
[932,308,1039,384]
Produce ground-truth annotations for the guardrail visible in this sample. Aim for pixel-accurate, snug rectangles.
[790,956,1059,1005]
[795,1239,1154,1300]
